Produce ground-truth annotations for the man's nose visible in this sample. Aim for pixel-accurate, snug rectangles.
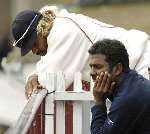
[32,47,37,54]
[90,71,97,81]
[90,67,96,76]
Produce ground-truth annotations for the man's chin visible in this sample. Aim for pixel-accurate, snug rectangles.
[41,53,46,56]
[38,52,47,56]
[92,80,96,83]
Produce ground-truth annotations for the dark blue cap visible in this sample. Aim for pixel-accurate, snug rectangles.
[12,10,42,56]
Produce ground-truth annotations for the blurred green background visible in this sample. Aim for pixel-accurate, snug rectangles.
[1,0,150,63]
[1,0,150,36]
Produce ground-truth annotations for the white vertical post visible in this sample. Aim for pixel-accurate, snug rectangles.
[90,77,95,125]
[56,71,65,134]
[45,95,54,134]
[81,77,94,134]
[73,72,83,134]
[45,73,55,134]
[82,101,91,134]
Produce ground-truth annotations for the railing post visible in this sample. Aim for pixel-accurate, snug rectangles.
[27,99,45,134]
[73,72,83,134]
[45,73,55,134]
[56,72,65,134]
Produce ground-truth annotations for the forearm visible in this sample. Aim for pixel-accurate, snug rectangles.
[91,104,107,134]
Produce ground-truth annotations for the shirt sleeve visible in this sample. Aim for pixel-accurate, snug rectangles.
[91,104,107,134]
[91,96,142,134]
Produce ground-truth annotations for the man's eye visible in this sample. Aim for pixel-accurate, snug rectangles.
[89,65,94,68]
[95,65,102,69]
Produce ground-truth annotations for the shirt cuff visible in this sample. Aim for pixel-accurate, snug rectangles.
[91,104,107,115]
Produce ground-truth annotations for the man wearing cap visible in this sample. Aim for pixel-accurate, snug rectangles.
[11,6,150,98]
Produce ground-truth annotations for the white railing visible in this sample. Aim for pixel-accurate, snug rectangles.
[6,71,95,134]
[44,72,94,134]
[6,70,150,134]
[6,89,48,134]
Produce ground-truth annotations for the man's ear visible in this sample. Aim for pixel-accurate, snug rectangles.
[113,63,123,76]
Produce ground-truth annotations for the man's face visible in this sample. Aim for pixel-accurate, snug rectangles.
[32,35,48,56]
[89,54,114,83]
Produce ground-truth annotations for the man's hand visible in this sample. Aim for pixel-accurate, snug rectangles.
[25,74,43,99]
[93,72,115,105]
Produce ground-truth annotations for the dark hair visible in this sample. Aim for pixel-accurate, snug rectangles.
[88,39,130,72]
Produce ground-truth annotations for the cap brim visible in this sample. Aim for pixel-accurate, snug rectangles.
[21,31,37,56]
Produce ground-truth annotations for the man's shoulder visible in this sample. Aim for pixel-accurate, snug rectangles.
[118,70,150,104]
[127,71,150,104]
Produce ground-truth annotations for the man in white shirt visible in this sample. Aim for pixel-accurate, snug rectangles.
[11,6,150,98]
